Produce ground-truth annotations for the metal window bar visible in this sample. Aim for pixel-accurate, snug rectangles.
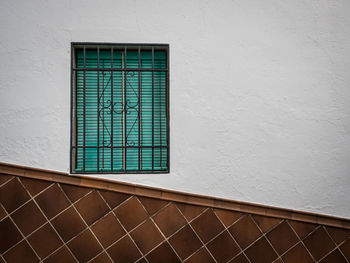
[71,43,169,174]
[83,46,86,172]
[110,48,114,171]
[138,47,142,171]
[123,46,127,172]
[97,47,100,171]
[151,47,154,171]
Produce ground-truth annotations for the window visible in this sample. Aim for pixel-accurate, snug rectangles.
[70,43,169,173]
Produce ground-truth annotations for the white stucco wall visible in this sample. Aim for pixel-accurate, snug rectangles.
[1,0,350,218]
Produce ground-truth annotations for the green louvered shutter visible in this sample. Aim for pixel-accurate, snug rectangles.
[71,44,169,173]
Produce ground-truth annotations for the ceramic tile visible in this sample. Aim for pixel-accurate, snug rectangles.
[229,215,262,249]
[35,184,70,219]
[207,231,240,263]
[74,190,109,225]
[68,229,102,262]
[169,225,202,260]
[114,196,148,231]
[0,178,30,213]
[130,218,164,254]
[0,217,22,253]
[245,237,277,263]
[28,224,63,259]
[146,242,181,263]
[107,235,142,263]
[304,227,336,261]
[153,203,186,237]
[191,209,224,243]
[3,240,39,263]
[51,206,86,242]
[91,212,125,248]
[281,243,314,263]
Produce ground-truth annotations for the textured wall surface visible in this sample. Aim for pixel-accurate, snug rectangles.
[1,174,350,262]
[0,0,350,218]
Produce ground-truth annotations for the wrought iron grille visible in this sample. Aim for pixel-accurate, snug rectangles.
[70,43,169,173]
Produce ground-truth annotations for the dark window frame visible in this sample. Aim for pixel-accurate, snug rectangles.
[70,42,170,174]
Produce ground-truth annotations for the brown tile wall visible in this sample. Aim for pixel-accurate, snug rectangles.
[1,173,350,262]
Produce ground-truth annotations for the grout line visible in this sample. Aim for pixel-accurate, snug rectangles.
[134,198,171,262]
[0,179,54,224]
[177,207,218,263]
[5,215,41,262]
[319,225,350,263]
[18,180,79,263]
[215,212,252,263]
[2,166,350,231]
[3,176,350,263]
[1,179,43,261]
[21,186,93,245]
[257,217,282,262]
[88,191,131,263]
[214,212,288,263]
[0,202,8,224]
[282,221,318,262]
[105,199,210,262]
[57,187,105,263]
[143,201,184,262]
[94,192,146,263]
[0,176,15,188]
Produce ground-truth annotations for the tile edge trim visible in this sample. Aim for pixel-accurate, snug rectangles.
[0,162,349,230]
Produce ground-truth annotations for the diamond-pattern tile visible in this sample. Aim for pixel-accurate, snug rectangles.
[1,174,350,263]
[74,190,109,225]
[185,247,215,263]
[11,200,46,236]
[177,203,205,221]
[61,184,90,203]
[169,225,202,260]
[130,218,164,254]
[0,178,30,213]
[191,209,224,243]
[207,230,240,263]
[107,235,142,263]
[99,189,130,209]
[68,229,102,262]
[28,223,63,259]
[319,249,347,263]
[139,196,168,215]
[146,242,181,263]
[304,227,336,261]
[0,217,22,253]
[289,220,317,240]
[114,196,148,231]
[340,240,350,261]
[266,221,299,255]
[20,178,52,196]
[153,203,186,237]
[245,237,277,263]
[281,242,314,263]
[229,253,250,263]
[3,240,39,263]
[35,184,70,219]
[252,215,281,233]
[90,252,112,263]
[0,174,13,186]
[51,206,86,242]
[43,246,76,263]
[0,205,6,220]
[326,226,350,245]
[215,209,242,227]
[91,212,125,248]
[229,215,262,249]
